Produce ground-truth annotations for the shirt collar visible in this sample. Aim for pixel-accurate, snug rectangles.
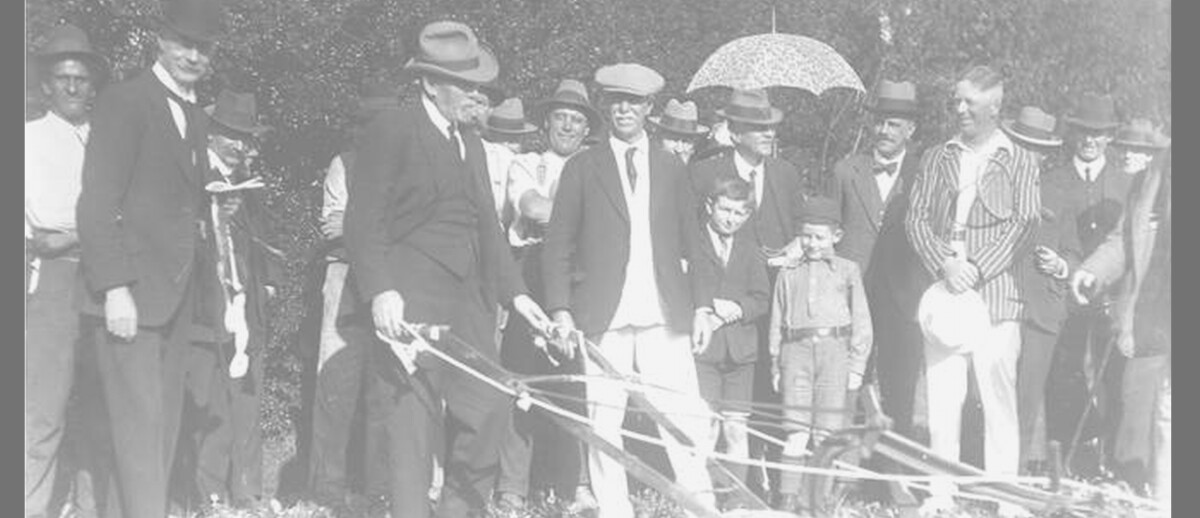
[421,94,454,139]
[152,62,196,103]
[1074,154,1107,179]
[609,131,648,157]
[207,148,235,180]
[946,128,1013,157]
[43,110,89,136]
[732,150,763,179]
[873,147,906,168]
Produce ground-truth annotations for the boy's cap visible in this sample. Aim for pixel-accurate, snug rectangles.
[800,196,841,227]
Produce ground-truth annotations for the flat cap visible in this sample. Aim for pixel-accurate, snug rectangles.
[800,196,841,227]
[595,63,665,97]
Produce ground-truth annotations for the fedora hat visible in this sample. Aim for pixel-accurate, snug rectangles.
[648,99,709,138]
[403,21,498,85]
[1001,106,1063,148]
[1063,93,1120,131]
[1113,118,1171,150]
[159,0,227,43]
[205,89,272,137]
[37,24,108,78]
[484,98,538,136]
[595,63,664,98]
[716,89,783,126]
[867,80,919,117]
[532,79,601,133]
[917,283,991,356]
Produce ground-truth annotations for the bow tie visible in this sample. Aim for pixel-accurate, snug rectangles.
[873,161,898,176]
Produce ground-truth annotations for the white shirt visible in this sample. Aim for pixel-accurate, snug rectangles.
[421,94,463,160]
[26,111,89,236]
[1074,155,1107,183]
[152,62,196,140]
[732,150,766,208]
[607,132,667,329]
[507,150,569,247]
[323,154,348,222]
[946,129,1014,249]
[873,148,906,202]
[481,140,517,222]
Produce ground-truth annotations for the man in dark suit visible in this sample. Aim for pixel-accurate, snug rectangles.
[999,107,1082,474]
[542,63,716,518]
[1042,93,1133,473]
[689,89,806,263]
[75,1,227,517]
[342,21,550,518]
[827,80,929,437]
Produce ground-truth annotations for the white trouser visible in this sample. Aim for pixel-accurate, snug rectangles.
[585,325,715,518]
[924,320,1021,499]
[1154,371,1170,515]
[317,261,349,373]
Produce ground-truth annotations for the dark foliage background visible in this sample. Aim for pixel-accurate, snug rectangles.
[26,0,1169,493]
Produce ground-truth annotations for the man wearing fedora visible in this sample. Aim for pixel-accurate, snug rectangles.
[480,98,538,223]
[188,89,282,506]
[542,63,716,517]
[1001,107,1084,475]
[76,0,228,515]
[1043,93,1134,473]
[1071,120,1171,504]
[497,78,600,512]
[25,23,107,518]
[905,66,1041,518]
[342,21,551,518]
[826,80,930,441]
[310,76,401,508]
[649,98,709,165]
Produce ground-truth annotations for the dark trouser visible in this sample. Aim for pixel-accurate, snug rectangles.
[865,297,923,438]
[1018,322,1060,466]
[361,261,517,518]
[1112,354,1169,488]
[26,259,81,518]
[62,318,121,518]
[90,291,194,518]
[1048,310,1123,470]
[189,340,266,504]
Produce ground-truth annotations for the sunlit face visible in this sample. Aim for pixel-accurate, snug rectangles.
[209,132,255,169]
[951,80,1001,141]
[425,77,488,126]
[157,33,214,87]
[1121,148,1153,174]
[706,195,753,237]
[41,59,94,124]
[660,135,696,163]
[604,92,652,142]
[730,121,776,161]
[1071,127,1113,163]
[799,222,842,260]
[873,116,916,157]
[546,107,589,157]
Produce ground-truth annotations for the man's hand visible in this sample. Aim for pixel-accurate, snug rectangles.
[1070,269,1097,305]
[691,309,717,355]
[1035,246,1069,279]
[942,256,979,294]
[1117,331,1135,358]
[712,298,743,324]
[372,290,407,342]
[548,310,579,360]
[321,211,344,240]
[771,360,782,393]
[104,286,138,341]
[513,294,552,337]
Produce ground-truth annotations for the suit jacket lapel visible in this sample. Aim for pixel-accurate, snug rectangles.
[763,158,788,239]
[415,112,459,196]
[850,155,884,232]
[144,73,198,186]
[596,141,630,223]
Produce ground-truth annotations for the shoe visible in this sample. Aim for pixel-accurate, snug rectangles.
[564,485,598,514]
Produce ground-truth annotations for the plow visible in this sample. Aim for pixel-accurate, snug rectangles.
[384,322,1163,518]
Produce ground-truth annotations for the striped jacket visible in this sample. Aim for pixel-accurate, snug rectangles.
[906,131,1041,323]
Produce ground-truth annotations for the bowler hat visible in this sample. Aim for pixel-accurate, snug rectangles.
[484,98,538,136]
[595,63,664,98]
[1063,93,1120,131]
[716,89,783,126]
[1002,106,1063,148]
[1113,118,1171,150]
[532,79,600,133]
[800,196,841,227]
[205,89,272,137]
[403,21,498,85]
[648,99,709,138]
[37,24,108,78]
[867,80,920,117]
[918,283,991,356]
[159,0,227,43]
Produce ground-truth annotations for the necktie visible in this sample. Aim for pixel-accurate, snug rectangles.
[749,168,759,207]
[625,147,638,193]
[874,161,898,176]
[164,88,203,166]
[448,124,463,161]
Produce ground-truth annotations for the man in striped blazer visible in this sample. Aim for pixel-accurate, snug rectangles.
[905,66,1041,518]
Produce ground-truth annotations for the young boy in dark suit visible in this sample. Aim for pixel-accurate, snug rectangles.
[692,175,770,506]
